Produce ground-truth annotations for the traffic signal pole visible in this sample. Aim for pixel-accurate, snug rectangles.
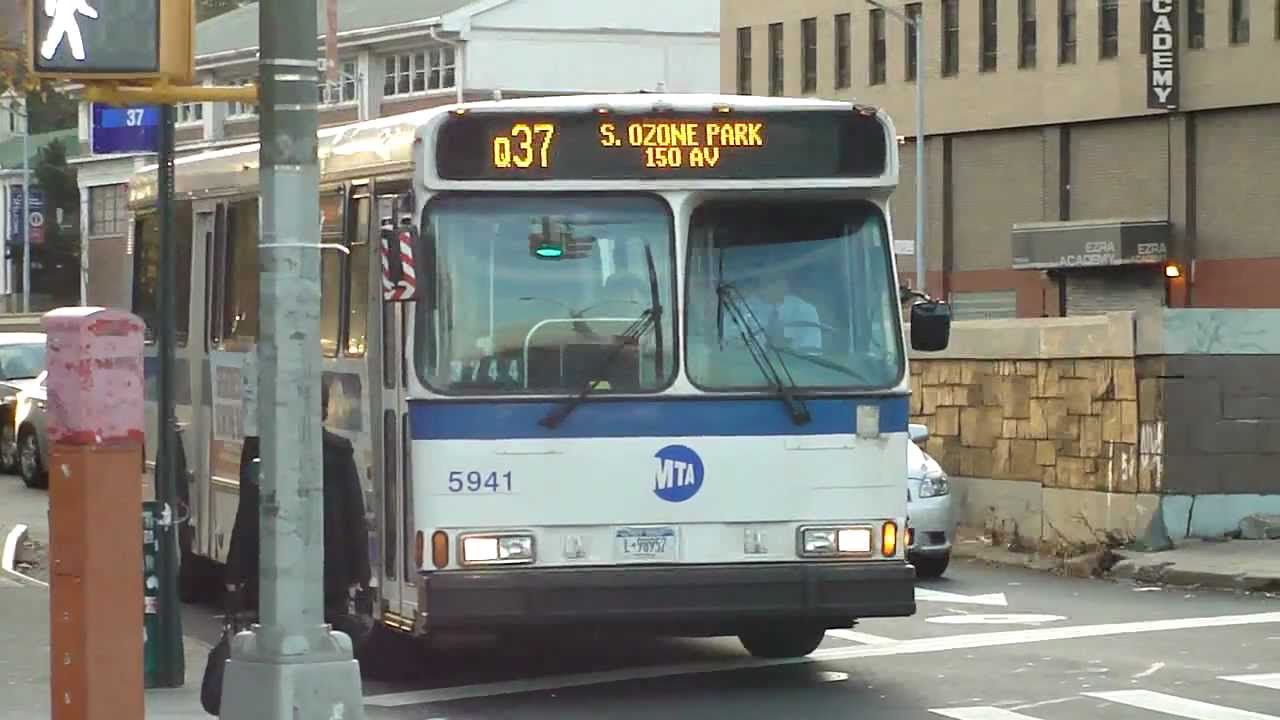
[218,0,366,714]
[151,101,186,689]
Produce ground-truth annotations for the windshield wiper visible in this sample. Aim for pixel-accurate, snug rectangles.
[769,345,872,385]
[538,308,658,429]
[716,283,810,426]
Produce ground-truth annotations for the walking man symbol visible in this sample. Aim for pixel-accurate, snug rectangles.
[40,0,99,62]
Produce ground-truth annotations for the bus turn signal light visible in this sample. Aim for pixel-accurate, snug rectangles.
[431,531,449,569]
[882,521,898,557]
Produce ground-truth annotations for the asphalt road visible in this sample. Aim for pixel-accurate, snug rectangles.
[7,473,1280,719]
[177,555,1280,720]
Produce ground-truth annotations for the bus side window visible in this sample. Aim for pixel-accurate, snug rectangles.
[345,194,371,357]
[320,189,346,358]
[213,199,260,346]
[208,204,228,347]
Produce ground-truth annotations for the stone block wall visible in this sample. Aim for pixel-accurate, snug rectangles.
[906,308,1280,545]
[909,357,1142,495]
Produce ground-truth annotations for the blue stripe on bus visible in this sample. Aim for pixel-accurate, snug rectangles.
[408,396,909,441]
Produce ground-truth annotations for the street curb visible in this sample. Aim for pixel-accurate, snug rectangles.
[1109,556,1280,593]
[1,524,48,588]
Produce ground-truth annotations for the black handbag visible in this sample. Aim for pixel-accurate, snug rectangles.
[200,589,245,716]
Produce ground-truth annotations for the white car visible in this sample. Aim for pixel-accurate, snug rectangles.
[907,423,953,578]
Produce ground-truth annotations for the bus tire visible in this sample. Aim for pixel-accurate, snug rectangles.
[738,624,826,659]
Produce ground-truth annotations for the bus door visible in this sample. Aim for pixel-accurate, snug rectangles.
[370,179,417,627]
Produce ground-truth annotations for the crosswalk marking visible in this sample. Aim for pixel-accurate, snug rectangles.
[1222,674,1280,691]
[1083,690,1280,720]
[930,708,1039,720]
[824,629,896,645]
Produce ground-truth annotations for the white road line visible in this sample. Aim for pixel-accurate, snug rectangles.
[930,708,1041,720]
[1,524,45,588]
[1221,673,1280,690]
[363,610,1280,708]
[1084,690,1280,720]
[917,588,1010,607]
[1134,662,1167,678]
[825,629,897,645]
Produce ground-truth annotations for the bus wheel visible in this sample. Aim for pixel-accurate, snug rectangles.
[738,624,826,659]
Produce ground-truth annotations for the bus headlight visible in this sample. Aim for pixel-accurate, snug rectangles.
[460,533,535,565]
[800,527,873,557]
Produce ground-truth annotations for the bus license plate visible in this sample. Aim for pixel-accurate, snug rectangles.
[616,527,677,561]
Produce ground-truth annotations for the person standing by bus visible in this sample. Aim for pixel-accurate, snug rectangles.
[224,380,372,627]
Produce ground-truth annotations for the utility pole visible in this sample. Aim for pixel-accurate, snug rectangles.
[151,101,185,688]
[867,0,926,293]
[218,0,366,713]
[21,121,29,312]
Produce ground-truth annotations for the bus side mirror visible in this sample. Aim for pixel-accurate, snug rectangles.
[381,224,419,302]
[910,300,951,352]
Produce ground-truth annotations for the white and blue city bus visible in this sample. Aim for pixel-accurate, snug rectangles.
[128,92,951,660]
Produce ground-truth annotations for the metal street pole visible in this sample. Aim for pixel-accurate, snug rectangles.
[219,0,365,713]
[151,102,186,688]
[21,124,29,312]
[867,0,926,294]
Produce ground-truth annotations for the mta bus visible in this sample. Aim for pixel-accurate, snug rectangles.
[127,92,951,659]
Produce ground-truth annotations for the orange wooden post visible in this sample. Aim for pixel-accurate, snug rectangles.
[43,307,147,720]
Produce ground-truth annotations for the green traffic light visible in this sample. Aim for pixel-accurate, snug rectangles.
[535,245,564,258]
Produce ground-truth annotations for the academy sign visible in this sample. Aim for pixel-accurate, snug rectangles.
[1146,0,1178,109]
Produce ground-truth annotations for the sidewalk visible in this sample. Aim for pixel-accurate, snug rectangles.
[953,524,1280,594]
[0,577,215,720]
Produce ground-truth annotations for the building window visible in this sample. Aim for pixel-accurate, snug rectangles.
[1099,0,1119,59]
[1231,0,1250,44]
[980,0,998,71]
[319,60,359,105]
[1188,0,1205,48]
[89,184,126,237]
[942,0,959,76]
[835,13,851,89]
[801,17,818,93]
[870,8,887,85]
[737,27,752,94]
[768,23,784,96]
[175,102,203,125]
[226,78,258,118]
[905,3,921,81]
[1019,0,1037,67]
[383,47,456,98]
[1059,0,1077,64]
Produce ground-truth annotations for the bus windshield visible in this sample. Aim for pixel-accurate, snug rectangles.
[417,193,677,395]
[685,199,903,391]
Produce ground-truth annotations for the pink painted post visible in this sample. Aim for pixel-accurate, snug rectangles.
[41,306,146,720]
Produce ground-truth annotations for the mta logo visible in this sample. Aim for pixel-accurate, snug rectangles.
[653,444,704,503]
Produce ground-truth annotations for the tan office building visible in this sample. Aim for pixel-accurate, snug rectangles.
[721,0,1280,317]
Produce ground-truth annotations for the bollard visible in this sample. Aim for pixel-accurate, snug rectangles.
[43,307,146,720]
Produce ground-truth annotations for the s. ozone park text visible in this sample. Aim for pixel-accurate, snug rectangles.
[599,120,767,169]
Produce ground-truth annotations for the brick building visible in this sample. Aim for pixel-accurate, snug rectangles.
[720,0,1280,318]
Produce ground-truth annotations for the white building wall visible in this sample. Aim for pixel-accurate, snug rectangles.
[461,0,718,34]
[464,29,719,94]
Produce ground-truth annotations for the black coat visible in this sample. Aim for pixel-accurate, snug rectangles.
[225,431,372,613]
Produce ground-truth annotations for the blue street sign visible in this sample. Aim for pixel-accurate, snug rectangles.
[91,103,160,154]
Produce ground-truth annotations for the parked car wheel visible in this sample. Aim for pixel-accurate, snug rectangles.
[18,426,45,489]
[913,550,951,579]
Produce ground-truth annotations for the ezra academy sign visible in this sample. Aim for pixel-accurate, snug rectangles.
[1146,0,1178,109]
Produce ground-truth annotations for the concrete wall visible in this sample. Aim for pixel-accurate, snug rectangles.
[909,308,1280,548]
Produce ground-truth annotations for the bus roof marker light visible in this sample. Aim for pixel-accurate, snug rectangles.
[714,104,733,113]
[535,246,564,259]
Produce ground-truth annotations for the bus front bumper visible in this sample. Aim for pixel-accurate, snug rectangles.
[415,561,916,635]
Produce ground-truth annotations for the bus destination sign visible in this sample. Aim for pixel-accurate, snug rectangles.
[434,110,888,181]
